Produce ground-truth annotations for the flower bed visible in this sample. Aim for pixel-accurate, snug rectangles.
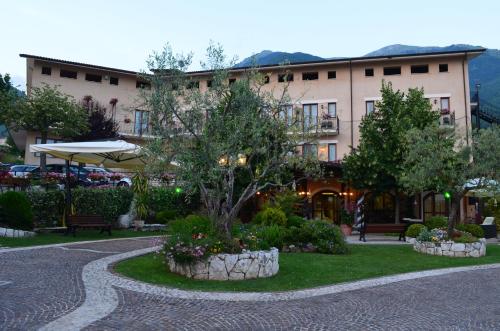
[166,248,279,280]
[413,239,486,257]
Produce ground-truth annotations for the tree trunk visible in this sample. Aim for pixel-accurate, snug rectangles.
[40,132,48,173]
[394,189,400,224]
[447,193,463,237]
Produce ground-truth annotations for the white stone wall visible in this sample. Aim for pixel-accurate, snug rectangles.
[413,239,486,258]
[0,227,36,238]
[166,248,279,280]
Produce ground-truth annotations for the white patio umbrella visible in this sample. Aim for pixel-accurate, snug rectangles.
[29,140,146,169]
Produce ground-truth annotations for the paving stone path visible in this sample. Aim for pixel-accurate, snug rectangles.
[1,238,500,331]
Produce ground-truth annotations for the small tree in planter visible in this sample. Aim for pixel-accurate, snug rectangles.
[399,125,500,237]
[140,43,319,244]
[132,172,148,230]
[339,208,354,236]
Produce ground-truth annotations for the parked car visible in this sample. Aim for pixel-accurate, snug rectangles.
[84,166,132,187]
[29,164,92,186]
[9,165,37,178]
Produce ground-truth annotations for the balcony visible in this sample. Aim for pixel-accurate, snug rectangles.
[118,121,155,139]
[319,116,339,135]
[439,111,455,127]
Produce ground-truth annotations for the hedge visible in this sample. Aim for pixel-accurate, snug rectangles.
[146,187,199,218]
[0,191,34,230]
[26,190,65,227]
[72,187,134,224]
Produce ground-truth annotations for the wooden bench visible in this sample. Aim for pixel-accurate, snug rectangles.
[358,223,406,242]
[67,215,111,237]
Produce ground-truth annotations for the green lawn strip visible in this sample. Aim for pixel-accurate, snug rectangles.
[0,229,165,248]
[114,244,500,292]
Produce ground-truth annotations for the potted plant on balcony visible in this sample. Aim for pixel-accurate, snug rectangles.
[340,208,354,236]
[132,172,148,230]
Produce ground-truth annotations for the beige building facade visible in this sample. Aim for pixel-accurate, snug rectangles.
[18,49,484,223]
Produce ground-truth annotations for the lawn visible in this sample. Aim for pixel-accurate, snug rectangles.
[115,244,500,292]
[0,229,165,248]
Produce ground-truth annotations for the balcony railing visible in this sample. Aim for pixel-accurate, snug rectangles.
[319,116,339,134]
[439,112,455,127]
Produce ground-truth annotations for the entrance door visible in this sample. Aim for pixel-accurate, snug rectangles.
[312,191,341,223]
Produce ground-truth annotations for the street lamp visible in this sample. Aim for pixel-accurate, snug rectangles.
[475,83,481,130]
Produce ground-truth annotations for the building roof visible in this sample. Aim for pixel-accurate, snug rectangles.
[20,48,486,77]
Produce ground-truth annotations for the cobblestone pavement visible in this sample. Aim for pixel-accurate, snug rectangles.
[2,238,500,331]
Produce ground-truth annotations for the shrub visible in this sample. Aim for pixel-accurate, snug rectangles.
[147,187,199,218]
[425,216,447,230]
[26,190,65,227]
[252,207,287,226]
[253,225,288,250]
[290,220,348,254]
[72,187,133,225]
[0,191,34,230]
[167,214,214,237]
[287,215,305,228]
[453,232,478,244]
[406,224,427,238]
[340,209,354,226]
[456,224,484,238]
[155,210,178,224]
[417,228,448,243]
[273,190,301,217]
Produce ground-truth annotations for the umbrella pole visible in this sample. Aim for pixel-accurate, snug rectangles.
[65,159,72,228]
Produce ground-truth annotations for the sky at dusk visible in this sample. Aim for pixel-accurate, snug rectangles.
[2,0,499,90]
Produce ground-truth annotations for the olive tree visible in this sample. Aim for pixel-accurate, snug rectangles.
[141,43,318,239]
[399,125,500,235]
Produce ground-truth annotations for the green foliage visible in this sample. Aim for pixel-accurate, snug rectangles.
[72,187,133,225]
[147,186,198,217]
[286,215,306,228]
[26,190,65,227]
[272,190,301,217]
[406,224,427,238]
[453,232,478,244]
[132,173,148,220]
[253,224,288,250]
[289,220,348,254]
[0,191,33,230]
[343,82,439,194]
[155,210,178,224]
[340,209,354,225]
[167,214,214,237]
[456,224,485,238]
[252,207,287,226]
[425,216,448,230]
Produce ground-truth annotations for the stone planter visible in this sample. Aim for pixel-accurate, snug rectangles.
[413,239,486,258]
[166,248,279,280]
[340,224,352,236]
[133,220,145,230]
[405,236,416,244]
[0,227,36,238]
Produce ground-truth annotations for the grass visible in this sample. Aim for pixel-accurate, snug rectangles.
[114,244,500,292]
[0,229,165,248]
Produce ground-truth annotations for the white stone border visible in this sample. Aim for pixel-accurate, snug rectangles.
[0,226,36,238]
[106,246,500,302]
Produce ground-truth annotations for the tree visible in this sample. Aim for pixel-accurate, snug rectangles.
[73,95,119,142]
[342,82,439,222]
[3,84,88,170]
[142,43,318,239]
[399,125,500,236]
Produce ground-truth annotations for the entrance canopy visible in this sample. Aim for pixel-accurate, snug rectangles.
[29,140,146,169]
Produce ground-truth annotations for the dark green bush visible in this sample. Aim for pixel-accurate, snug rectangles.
[26,190,65,227]
[406,224,427,238]
[167,214,214,237]
[0,191,34,230]
[155,210,178,224]
[253,225,288,250]
[425,216,447,230]
[453,232,478,244]
[456,224,485,238]
[287,215,305,228]
[147,187,199,218]
[289,220,348,254]
[72,187,133,225]
[252,207,287,226]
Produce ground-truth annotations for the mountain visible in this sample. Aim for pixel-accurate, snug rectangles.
[235,45,500,115]
[234,50,324,68]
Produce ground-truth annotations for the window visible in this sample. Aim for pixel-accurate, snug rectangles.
[366,100,375,114]
[439,64,448,72]
[187,81,200,89]
[328,144,337,162]
[136,81,151,89]
[264,75,270,84]
[279,105,294,127]
[41,66,51,75]
[383,66,401,75]
[302,72,318,80]
[302,144,318,157]
[327,103,337,117]
[206,80,213,88]
[303,104,318,131]
[411,65,429,74]
[440,97,450,112]
[278,73,294,82]
[85,73,102,83]
[60,69,77,79]
[327,71,336,79]
[110,77,119,85]
[134,110,149,135]
[365,68,374,77]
